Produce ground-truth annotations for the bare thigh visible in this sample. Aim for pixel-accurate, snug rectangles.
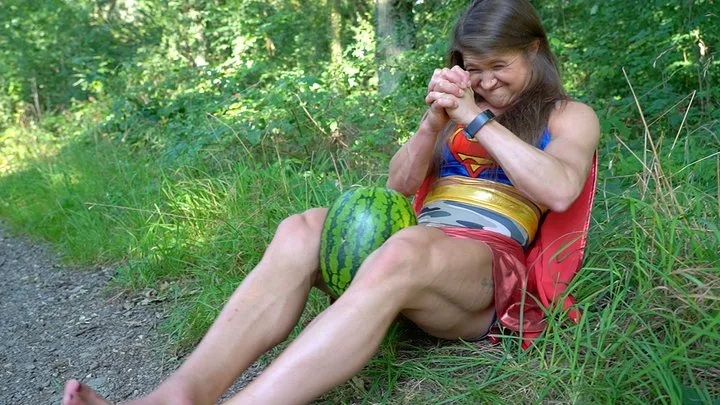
[356,225,496,340]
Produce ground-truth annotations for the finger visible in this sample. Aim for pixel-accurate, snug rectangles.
[440,67,458,83]
[450,64,469,75]
[426,91,444,106]
[431,97,458,110]
[427,92,459,109]
[425,92,435,106]
[425,91,445,106]
[435,79,464,97]
[427,69,439,92]
[434,66,465,90]
[444,66,467,85]
[449,65,472,88]
[449,66,470,88]
[428,68,442,91]
[456,65,471,80]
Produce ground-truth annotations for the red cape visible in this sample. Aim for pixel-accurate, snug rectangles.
[413,155,598,349]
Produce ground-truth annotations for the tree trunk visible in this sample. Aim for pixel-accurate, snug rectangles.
[375,0,414,95]
[189,5,208,67]
[330,0,343,64]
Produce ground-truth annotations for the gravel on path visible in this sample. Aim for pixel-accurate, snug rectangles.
[0,226,262,405]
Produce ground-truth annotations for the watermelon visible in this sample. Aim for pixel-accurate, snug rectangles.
[320,186,418,297]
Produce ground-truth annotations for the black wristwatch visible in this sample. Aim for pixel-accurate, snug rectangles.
[462,109,496,139]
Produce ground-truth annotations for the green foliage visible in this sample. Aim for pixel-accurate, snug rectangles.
[539,0,718,123]
[0,0,149,124]
[0,0,718,402]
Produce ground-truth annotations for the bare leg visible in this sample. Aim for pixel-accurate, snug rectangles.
[62,208,329,405]
[227,226,496,405]
[228,273,402,405]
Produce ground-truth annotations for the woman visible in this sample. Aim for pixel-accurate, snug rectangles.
[63,0,599,404]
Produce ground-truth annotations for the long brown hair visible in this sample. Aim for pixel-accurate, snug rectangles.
[444,0,568,147]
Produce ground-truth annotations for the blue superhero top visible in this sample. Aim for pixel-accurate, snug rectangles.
[438,127,552,184]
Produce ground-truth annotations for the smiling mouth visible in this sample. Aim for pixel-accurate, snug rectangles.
[478,85,502,93]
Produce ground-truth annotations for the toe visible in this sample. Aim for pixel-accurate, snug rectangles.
[63,380,82,405]
[63,379,112,405]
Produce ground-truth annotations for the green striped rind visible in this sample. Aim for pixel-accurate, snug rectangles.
[320,187,417,297]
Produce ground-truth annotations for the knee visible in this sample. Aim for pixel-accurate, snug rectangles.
[275,208,327,242]
[269,208,328,258]
[354,228,430,290]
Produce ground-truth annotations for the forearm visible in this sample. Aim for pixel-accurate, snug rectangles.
[477,121,583,211]
[386,120,440,196]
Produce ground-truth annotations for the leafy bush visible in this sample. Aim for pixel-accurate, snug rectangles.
[0,0,718,402]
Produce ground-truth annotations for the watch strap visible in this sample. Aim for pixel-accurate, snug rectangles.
[462,110,496,139]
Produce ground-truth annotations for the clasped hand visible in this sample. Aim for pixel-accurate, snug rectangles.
[423,66,481,133]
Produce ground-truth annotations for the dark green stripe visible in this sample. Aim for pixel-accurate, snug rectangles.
[321,187,417,296]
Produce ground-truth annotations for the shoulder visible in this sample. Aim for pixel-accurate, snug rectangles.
[551,100,598,120]
[547,100,600,144]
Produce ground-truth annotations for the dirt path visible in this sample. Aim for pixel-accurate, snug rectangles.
[0,226,261,404]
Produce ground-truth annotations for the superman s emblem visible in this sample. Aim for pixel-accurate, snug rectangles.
[456,153,494,177]
[449,129,497,177]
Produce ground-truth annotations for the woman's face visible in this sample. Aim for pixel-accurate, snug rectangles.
[463,51,534,109]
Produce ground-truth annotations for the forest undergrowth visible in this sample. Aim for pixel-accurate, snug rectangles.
[1,0,718,403]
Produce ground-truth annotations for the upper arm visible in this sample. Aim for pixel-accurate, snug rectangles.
[545,101,600,198]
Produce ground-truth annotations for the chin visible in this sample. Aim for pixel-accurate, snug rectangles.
[490,94,518,108]
[479,91,512,107]
[486,98,513,109]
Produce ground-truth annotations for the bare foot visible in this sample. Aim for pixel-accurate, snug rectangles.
[62,378,196,405]
[63,379,111,405]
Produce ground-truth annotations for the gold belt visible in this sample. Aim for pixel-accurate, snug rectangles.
[423,176,546,240]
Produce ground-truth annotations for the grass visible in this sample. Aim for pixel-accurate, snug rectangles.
[316,108,719,403]
[1,89,718,404]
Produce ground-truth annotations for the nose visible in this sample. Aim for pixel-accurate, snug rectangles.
[479,71,497,90]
